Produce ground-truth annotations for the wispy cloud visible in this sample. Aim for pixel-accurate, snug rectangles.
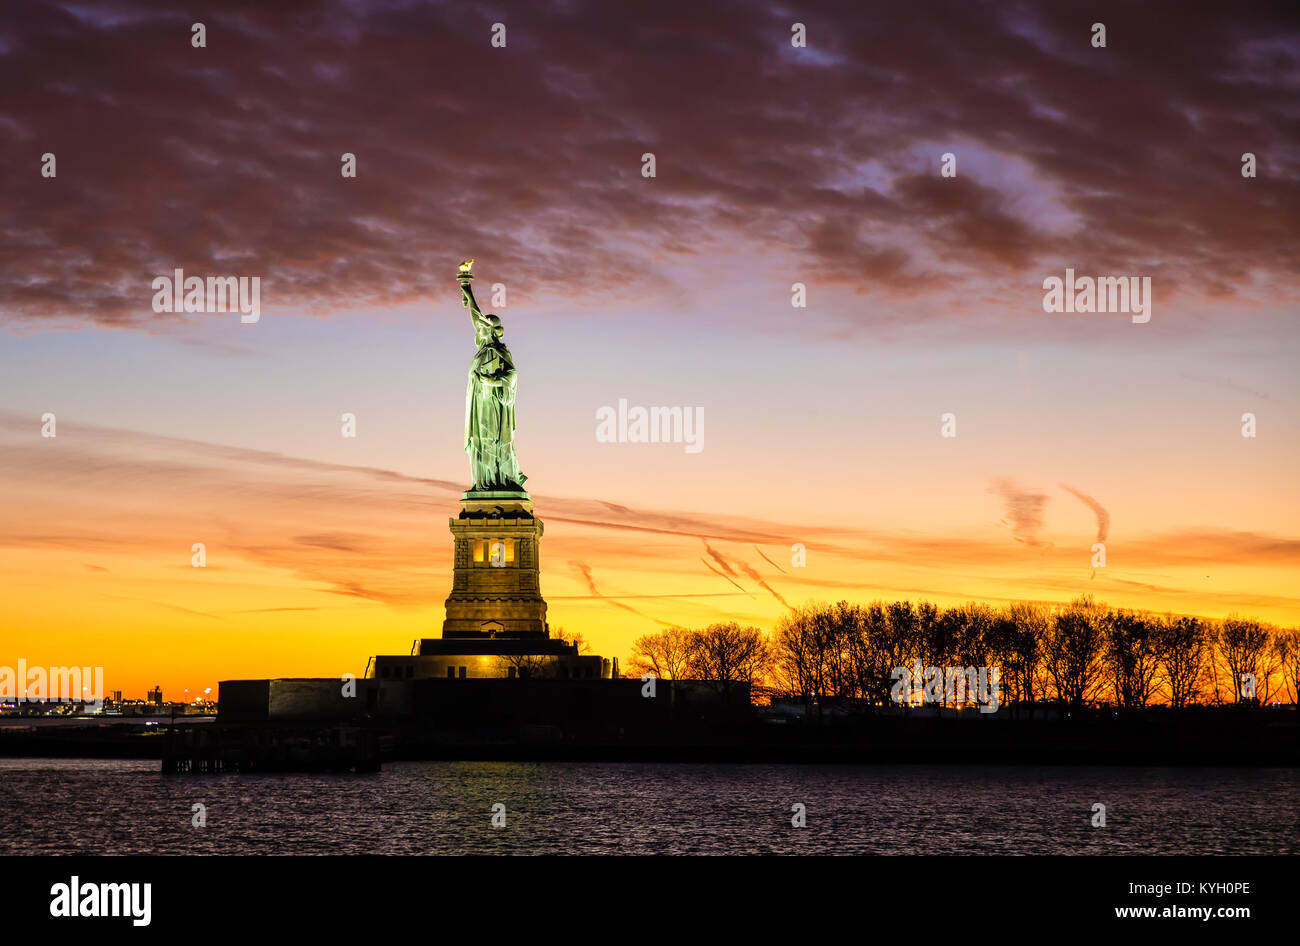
[568,560,663,622]
[1179,371,1278,403]
[990,478,1052,549]
[736,560,791,609]
[754,546,787,574]
[1058,483,1110,543]
[701,557,747,593]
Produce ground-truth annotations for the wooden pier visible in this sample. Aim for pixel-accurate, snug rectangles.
[162,724,382,773]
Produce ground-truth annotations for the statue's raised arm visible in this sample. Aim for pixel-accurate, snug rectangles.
[457,259,491,333]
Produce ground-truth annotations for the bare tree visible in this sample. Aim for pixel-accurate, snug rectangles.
[999,601,1046,713]
[954,602,997,668]
[1041,596,1106,711]
[1277,628,1300,705]
[1219,617,1273,703]
[852,601,908,710]
[501,651,551,679]
[627,626,693,680]
[714,595,1289,716]
[554,627,591,655]
[933,602,999,713]
[822,600,861,705]
[925,604,961,715]
[687,622,769,702]
[1155,615,1210,708]
[1103,609,1161,709]
[885,600,921,667]
[771,605,823,710]
[770,600,861,715]
[1202,621,1229,705]
[915,600,948,670]
[1259,633,1286,704]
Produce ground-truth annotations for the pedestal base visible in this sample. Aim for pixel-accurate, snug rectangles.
[443,491,547,636]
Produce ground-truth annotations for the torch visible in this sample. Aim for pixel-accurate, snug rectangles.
[457,258,479,312]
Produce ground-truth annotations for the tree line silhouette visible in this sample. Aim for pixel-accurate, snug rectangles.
[627,596,1300,712]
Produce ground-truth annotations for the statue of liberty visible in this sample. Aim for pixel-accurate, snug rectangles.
[456,260,527,492]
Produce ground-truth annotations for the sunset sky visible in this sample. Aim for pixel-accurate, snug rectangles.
[1,0,1298,698]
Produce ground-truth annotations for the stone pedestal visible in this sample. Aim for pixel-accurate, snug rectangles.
[443,490,548,638]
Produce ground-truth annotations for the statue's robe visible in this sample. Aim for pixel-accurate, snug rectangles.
[465,341,527,490]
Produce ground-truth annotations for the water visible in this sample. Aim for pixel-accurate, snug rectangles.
[0,759,1294,854]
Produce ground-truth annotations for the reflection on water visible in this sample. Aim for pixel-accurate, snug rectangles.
[0,759,1294,855]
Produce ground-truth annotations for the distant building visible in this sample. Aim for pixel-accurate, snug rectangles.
[147,686,162,706]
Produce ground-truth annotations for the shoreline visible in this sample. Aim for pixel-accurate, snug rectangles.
[2,711,1295,767]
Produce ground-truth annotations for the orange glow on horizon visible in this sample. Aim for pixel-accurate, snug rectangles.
[2,418,1297,700]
